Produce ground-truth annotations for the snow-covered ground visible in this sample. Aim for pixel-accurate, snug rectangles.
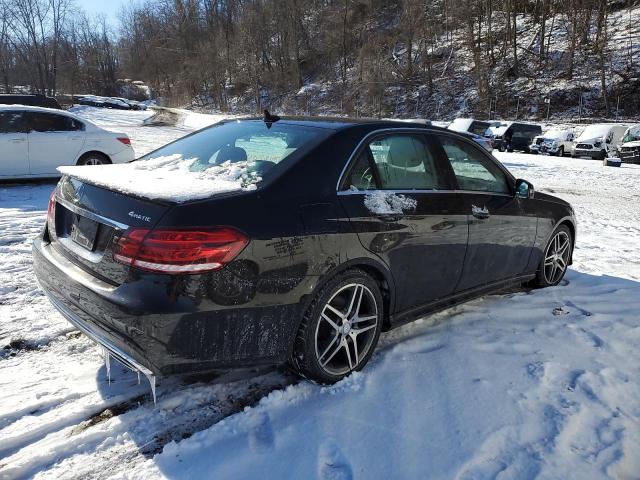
[1,109,639,479]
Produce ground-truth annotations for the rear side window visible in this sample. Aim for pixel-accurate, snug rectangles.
[438,136,511,194]
[0,112,23,133]
[346,134,447,190]
[27,113,83,132]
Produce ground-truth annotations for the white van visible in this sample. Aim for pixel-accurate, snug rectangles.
[572,124,629,160]
[616,125,640,164]
[530,129,574,156]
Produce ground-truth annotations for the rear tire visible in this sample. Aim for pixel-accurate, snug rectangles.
[77,152,111,166]
[533,225,573,288]
[290,269,383,384]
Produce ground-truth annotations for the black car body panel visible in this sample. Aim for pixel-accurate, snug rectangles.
[0,94,61,109]
[33,117,576,377]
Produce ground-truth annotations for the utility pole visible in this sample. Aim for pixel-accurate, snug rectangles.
[545,97,551,121]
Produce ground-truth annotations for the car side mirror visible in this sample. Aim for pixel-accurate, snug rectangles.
[515,179,534,199]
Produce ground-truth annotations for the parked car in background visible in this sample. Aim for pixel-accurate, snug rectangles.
[448,118,499,137]
[0,94,61,109]
[0,105,134,179]
[488,122,542,153]
[447,118,498,152]
[33,116,576,391]
[616,125,640,164]
[572,124,628,160]
[530,129,574,156]
[77,95,147,111]
[461,131,493,152]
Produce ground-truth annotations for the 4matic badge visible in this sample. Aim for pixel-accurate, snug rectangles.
[128,211,152,222]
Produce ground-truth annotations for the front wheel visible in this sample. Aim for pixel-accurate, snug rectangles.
[556,146,564,157]
[533,225,573,287]
[290,270,383,383]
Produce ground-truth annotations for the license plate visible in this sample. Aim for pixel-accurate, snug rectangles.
[70,215,99,251]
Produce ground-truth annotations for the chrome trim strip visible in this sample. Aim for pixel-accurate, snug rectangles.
[57,236,105,264]
[334,126,516,194]
[56,196,129,230]
[337,189,513,198]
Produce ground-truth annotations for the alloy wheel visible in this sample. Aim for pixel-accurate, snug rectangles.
[314,283,379,376]
[543,231,571,284]
[84,157,104,165]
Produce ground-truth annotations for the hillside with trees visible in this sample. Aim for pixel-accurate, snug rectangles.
[1,0,639,121]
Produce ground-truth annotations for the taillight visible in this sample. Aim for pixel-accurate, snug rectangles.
[117,137,131,145]
[47,189,56,229]
[113,227,249,274]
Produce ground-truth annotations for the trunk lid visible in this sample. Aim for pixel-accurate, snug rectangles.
[50,175,171,285]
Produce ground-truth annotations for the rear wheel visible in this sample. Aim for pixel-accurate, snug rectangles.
[533,225,572,287]
[77,152,111,166]
[291,270,383,383]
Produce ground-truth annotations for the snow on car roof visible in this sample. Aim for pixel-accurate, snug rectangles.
[576,124,628,140]
[0,104,98,128]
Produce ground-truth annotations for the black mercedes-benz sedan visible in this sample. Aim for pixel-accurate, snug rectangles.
[33,115,576,388]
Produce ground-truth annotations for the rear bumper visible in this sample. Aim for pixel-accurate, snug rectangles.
[619,151,640,164]
[109,147,135,164]
[33,237,302,376]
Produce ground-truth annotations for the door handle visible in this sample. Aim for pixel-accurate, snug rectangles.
[471,205,490,219]
[9,138,26,143]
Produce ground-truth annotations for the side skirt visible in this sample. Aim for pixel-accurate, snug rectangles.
[388,274,536,329]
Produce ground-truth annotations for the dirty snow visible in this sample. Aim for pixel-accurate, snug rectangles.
[58,155,260,203]
[1,109,640,479]
[363,191,418,214]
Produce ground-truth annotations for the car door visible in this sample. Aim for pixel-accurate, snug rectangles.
[338,131,469,316]
[435,133,537,291]
[25,112,86,175]
[0,111,29,176]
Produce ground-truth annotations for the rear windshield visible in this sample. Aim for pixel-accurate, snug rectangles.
[140,120,331,182]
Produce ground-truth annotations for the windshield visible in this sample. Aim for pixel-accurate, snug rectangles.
[622,126,640,143]
[543,130,563,139]
[140,120,331,184]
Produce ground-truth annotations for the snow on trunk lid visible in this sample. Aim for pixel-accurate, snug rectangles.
[57,154,261,204]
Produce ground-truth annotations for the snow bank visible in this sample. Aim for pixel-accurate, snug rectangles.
[364,191,417,214]
[57,155,260,203]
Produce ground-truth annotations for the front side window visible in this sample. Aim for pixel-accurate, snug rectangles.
[0,112,23,133]
[438,135,511,194]
[346,134,447,190]
[27,113,83,132]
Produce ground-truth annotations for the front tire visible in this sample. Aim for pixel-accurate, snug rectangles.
[291,269,383,383]
[556,146,564,157]
[533,225,573,287]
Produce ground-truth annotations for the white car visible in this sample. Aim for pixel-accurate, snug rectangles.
[529,129,574,156]
[0,105,134,179]
[616,125,640,164]
[571,124,629,160]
